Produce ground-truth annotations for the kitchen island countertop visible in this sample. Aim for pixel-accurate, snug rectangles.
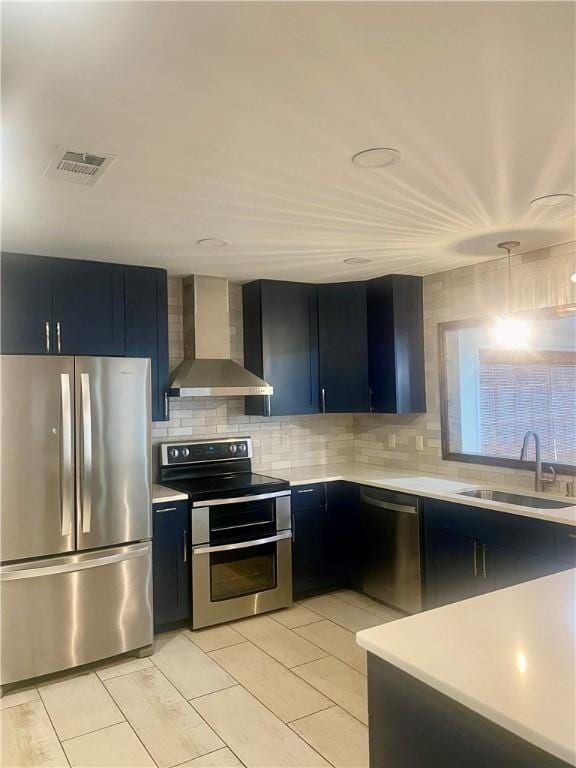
[356,568,576,765]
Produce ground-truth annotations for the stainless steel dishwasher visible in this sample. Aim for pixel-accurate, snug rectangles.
[360,487,422,614]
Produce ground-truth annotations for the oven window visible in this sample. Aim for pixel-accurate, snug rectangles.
[210,542,277,601]
[209,499,276,542]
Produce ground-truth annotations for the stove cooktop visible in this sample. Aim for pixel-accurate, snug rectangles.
[161,472,289,503]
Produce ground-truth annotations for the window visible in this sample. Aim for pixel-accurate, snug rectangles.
[439,307,576,472]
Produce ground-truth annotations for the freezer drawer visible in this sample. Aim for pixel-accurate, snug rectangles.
[0,542,152,686]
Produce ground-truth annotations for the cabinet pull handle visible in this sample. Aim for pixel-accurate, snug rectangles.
[45,321,51,353]
[56,321,62,354]
[482,544,487,579]
[568,533,576,539]
[321,387,326,414]
[369,387,373,413]
[296,488,316,494]
[473,540,478,576]
[156,506,177,513]
[183,530,188,562]
[164,392,169,419]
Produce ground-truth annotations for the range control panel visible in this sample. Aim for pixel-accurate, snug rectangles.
[161,438,252,465]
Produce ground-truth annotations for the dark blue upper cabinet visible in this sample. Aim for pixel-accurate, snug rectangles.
[1,253,53,354]
[51,258,125,356]
[318,282,369,413]
[243,280,320,416]
[366,274,426,414]
[125,266,169,422]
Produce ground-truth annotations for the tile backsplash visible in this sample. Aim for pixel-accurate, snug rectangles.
[153,241,575,491]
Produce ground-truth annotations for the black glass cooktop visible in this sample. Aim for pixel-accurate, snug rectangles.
[161,472,289,502]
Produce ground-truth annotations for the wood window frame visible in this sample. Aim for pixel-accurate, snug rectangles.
[438,304,576,475]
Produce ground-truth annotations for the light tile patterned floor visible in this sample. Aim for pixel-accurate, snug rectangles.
[0,591,403,768]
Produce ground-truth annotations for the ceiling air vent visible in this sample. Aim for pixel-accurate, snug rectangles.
[44,146,116,186]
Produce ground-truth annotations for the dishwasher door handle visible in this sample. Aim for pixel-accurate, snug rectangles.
[360,495,417,515]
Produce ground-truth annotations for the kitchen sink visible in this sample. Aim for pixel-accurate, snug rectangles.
[457,488,574,509]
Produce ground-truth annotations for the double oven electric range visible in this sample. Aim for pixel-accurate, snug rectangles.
[158,438,292,628]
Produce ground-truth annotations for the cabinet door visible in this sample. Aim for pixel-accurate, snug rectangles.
[292,484,333,600]
[51,258,125,355]
[426,526,483,608]
[318,283,369,413]
[244,281,320,416]
[486,544,562,592]
[125,266,169,422]
[152,501,191,627]
[367,275,426,414]
[327,481,360,587]
[1,252,53,354]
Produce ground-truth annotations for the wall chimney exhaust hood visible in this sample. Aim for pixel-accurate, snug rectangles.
[169,275,273,397]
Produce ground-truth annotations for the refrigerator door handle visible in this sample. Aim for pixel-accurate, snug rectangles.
[0,542,151,581]
[79,372,93,534]
[59,373,74,537]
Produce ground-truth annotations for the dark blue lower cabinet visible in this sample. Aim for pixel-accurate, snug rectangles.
[423,500,567,609]
[152,501,191,628]
[292,482,358,599]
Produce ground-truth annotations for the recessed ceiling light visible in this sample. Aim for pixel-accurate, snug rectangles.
[196,238,231,247]
[344,257,372,265]
[351,147,401,168]
[529,193,575,208]
[570,273,576,283]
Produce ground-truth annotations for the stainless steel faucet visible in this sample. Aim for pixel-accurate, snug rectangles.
[519,431,556,492]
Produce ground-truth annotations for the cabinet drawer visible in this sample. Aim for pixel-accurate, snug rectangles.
[555,525,576,564]
[291,484,325,512]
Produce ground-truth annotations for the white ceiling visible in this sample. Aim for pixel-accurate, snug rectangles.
[2,1,575,281]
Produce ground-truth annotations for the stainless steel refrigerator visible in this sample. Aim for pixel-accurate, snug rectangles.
[0,355,153,688]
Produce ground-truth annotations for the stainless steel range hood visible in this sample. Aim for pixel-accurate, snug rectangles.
[169,275,273,397]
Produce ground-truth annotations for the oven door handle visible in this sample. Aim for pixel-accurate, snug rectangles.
[192,531,292,556]
[192,490,291,508]
[211,520,272,533]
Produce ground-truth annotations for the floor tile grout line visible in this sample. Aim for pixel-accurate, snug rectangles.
[285,720,339,768]
[297,607,381,635]
[205,636,337,702]
[332,592,404,622]
[290,624,368,678]
[181,629,248,654]
[299,591,396,628]
[169,744,246,768]
[268,610,325,630]
[35,693,72,768]
[140,653,234,761]
[286,704,340,726]
[287,701,369,731]
[148,640,238,700]
[0,689,41,711]
[221,619,333,669]
[60,717,161,768]
[287,630,368,679]
[95,660,154,684]
[187,669,338,767]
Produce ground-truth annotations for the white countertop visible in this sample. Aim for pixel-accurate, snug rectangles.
[274,462,576,526]
[152,483,188,504]
[357,569,576,765]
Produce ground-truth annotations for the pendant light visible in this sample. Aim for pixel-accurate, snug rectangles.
[492,241,530,349]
